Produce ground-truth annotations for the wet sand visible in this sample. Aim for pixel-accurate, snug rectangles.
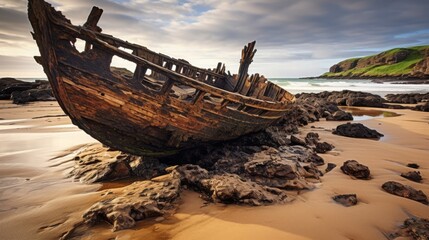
[0,100,428,240]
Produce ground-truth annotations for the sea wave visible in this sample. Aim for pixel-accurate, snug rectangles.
[271,78,429,97]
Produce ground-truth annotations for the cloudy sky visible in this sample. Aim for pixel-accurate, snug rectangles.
[1,0,429,78]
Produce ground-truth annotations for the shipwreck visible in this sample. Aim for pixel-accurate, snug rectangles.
[28,0,295,156]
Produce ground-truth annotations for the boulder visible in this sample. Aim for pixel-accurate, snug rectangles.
[326,110,353,121]
[400,171,423,183]
[305,132,320,145]
[333,194,358,207]
[290,135,307,147]
[244,154,320,190]
[200,174,288,206]
[314,142,334,153]
[340,160,371,179]
[414,102,429,112]
[333,123,384,139]
[70,144,167,183]
[382,181,428,204]
[385,93,429,104]
[77,172,181,232]
[0,78,55,103]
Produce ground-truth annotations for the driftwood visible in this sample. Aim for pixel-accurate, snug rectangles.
[28,0,295,156]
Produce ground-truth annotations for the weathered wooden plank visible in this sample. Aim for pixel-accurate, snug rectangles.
[83,6,103,52]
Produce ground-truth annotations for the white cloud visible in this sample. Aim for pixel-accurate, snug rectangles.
[1,0,429,78]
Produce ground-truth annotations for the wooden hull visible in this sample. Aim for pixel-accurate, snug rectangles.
[28,0,295,156]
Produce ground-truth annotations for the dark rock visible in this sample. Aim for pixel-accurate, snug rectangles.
[333,122,384,139]
[340,160,371,179]
[290,135,307,147]
[385,93,429,104]
[70,144,167,183]
[314,142,334,153]
[278,145,325,166]
[244,150,321,190]
[382,181,428,204]
[305,132,320,145]
[333,194,358,207]
[325,163,337,173]
[175,164,289,205]
[297,90,386,108]
[80,172,181,232]
[407,163,420,169]
[174,164,210,188]
[326,110,353,121]
[11,88,55,104]
[414,102,429,112]
[200,174,288,205]
[390,217,429,240]
[345,96,385,108]
[0,77,55,103]
[401,171,423,183]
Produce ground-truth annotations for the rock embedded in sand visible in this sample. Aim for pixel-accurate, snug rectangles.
[325,163,337,173]
[290,135,307,147]
[244,150,322,190]
[314,142,335,154]
[77,172,181,233]
[407,163,420,169]
[333,194,358,207]
[0,78,55,103]
[401,171,423,183]
[340,160,371,179]
[175,164,288,205]
[333,122,384,139]
[326,110,353,121]
[382,181,428,205]
[414,102,429,112]
[305,132,320,145]
[200,174,288,206]
[70,144,167,183]
[391,217,429,240]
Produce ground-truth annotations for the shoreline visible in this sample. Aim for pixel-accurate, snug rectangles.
[0,100,428,239]
[301,76,429,84]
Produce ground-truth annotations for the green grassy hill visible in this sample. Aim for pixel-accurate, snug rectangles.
[321,45,429,79]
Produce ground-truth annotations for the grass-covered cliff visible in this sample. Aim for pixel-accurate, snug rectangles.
[321,45,429,79]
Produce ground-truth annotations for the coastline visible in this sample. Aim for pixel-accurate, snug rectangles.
[0,100,428,239]
[301,76,429,84]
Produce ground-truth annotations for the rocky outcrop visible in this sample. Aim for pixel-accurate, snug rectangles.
[326,110,353,121]
[414,102,429,112]
[297,91,386,108]
[390,217,429,240]
[411,53,429,77]
[385,93,429,104]
[333,194,358,207]
[200,174,288,205]
[0,78,55,103]
[340,160,371,180]
[70,144,167,183]
[382,181,428,205]
[333,123,384,139]
[62,172,181,238]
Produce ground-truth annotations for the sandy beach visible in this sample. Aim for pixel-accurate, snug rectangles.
[0,100,428,240]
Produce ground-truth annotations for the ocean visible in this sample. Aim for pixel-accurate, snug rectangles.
[270,78,429,97]
[18,77,428,98]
